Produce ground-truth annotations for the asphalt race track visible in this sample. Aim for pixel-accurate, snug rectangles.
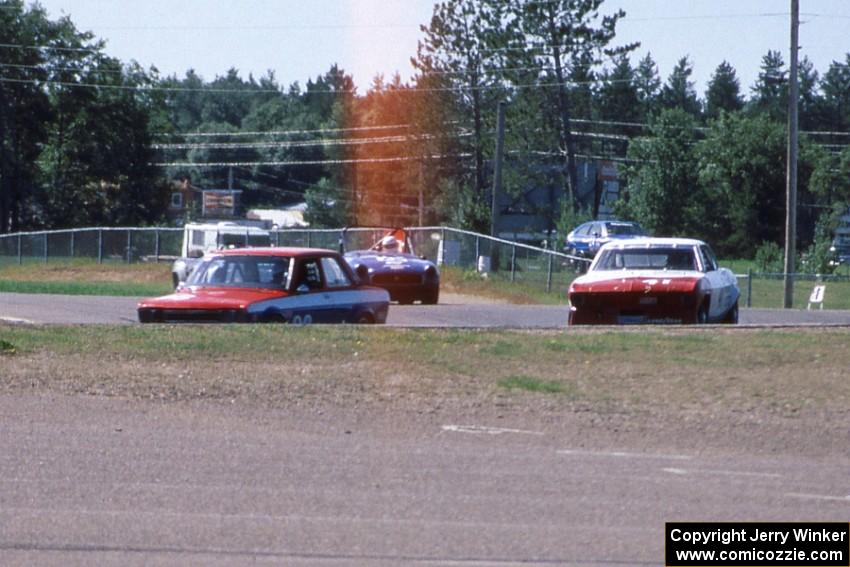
[2,292,849,566]
[1,394,848,567]
[3,292,850,327]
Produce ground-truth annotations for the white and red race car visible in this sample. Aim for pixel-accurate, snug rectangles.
[568,237,739,325]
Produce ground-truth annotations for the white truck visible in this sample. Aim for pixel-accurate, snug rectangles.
[171,221,272,288]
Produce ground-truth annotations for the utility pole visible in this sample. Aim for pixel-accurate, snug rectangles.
[783,0,799,308]
[491,101,506,238]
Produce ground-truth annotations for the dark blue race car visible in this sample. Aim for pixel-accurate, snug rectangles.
[342,228,440,305]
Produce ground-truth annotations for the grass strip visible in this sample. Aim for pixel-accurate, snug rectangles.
[0,280,171,297]
[0,325,847,417]
[499,375,567,394]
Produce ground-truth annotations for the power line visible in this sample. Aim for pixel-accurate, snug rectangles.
[155,123,415,138]
[154,132,471,151]
[153,154,472,168]
[0,73,640,94]
[0,41,101,53]
[0,75,282,93]
[0,61,126,75]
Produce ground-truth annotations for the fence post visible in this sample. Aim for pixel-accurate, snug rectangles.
[546,252,553,293]
[154,229,161,262]
[17,234,22,265]
[70,231,75,259]
[746,268,753,308]
[126,230,132,264]
[43,233,48,263]
[97,229,103,264]
[475,236,480,266]
[510,244,516,283]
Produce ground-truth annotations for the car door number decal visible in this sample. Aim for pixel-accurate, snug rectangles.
[291,314,313,325]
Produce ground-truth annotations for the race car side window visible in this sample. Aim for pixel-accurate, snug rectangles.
[320,257,352,289]
[699,245,718,272]
[293,258,323,292]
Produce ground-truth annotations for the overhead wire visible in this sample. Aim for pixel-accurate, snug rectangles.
[152,153,473,168]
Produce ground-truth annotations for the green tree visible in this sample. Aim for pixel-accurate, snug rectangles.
[797,57,821,131]
[704,61,743,120]
[749,50,787,121]
[304,177,352,227]
[0,1,52,232]
[616,109,702,237]
[596,54,639,162]
[413,0,513,232]
[598,54,640,123]
[510,0,636,212]
[162,70,206,132]
[659,57,701,117]
[696,113,788,256]
[634,52,661,119]
[240,94,325,209]
[40,55,167,227]
[818,55,850,133]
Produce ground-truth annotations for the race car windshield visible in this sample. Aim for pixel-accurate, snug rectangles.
[187,256,291,288]
[594,247,697,271]
[607,223,643,236]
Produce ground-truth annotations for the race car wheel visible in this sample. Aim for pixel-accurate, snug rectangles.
[696,303,709,324]
[722,301,739,324]
[421,288,439,305]
[355,312,375,324]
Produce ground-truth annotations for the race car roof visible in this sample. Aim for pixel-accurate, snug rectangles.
[599,237,706,250]
[211,246,339,258]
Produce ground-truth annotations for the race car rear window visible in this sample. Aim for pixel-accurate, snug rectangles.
[606,222,643,236]
[595,247,697,271]
[187,256,290,288]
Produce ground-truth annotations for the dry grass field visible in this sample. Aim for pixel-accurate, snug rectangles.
[1,324,848,456]
[2,259,848,456]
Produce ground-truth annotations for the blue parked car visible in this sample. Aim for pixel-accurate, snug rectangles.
[565,220,647,268]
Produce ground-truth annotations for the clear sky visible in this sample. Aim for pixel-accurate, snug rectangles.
[31,0,850,96]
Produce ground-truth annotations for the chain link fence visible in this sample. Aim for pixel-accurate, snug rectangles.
[0,226,583,294]
[4,226,849,307]
[0,228,183,266]
[273,226,583,294]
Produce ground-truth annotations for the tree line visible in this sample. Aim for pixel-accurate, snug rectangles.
[1,0,849,261]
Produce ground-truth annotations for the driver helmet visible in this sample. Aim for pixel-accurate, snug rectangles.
[380,236,400,250]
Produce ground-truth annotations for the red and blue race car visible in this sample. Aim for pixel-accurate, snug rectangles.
[343,228,440,305]
[138,247,389,324]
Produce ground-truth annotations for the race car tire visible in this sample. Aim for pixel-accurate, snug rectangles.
[421,288,439,305]
[722,301,739,324]
[696,303,709,324]
[355,312,375,324]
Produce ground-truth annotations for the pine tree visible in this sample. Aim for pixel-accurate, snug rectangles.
[705,61,743,120]
[659,57,701,117]
[634,53,662,119]
[749,50,787,121]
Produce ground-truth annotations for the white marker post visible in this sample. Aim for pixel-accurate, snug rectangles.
[807,284,825,310]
